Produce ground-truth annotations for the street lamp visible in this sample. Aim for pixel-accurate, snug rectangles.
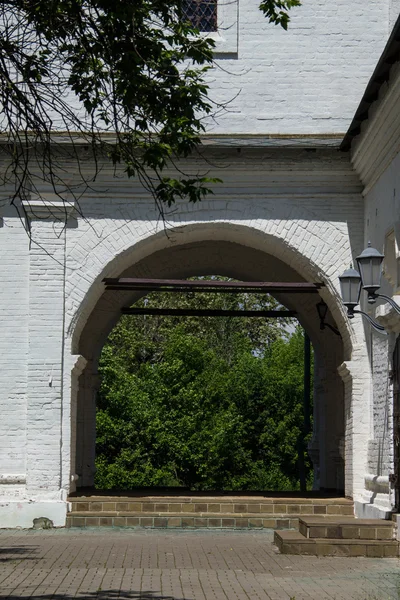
[356,242,384,303]
[339,243,400,333]
[338,266,361,318]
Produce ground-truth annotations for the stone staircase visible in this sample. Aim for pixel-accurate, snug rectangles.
[274,516,399,557]
[67,493,354,530]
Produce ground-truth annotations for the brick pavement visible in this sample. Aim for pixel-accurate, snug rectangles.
[0,528,399,599]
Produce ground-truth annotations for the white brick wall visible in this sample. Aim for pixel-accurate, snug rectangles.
[64,148,368,501]
[0,208,29,496]
[1,0,395,524]
[350,41,400,517]
[390,0,400,28]
[55,0,392,136]
[196,0,391,134]
[0,143,373,526]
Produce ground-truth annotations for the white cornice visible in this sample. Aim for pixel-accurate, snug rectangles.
[22,196,77,220]
[351,61,400,194]
[0,133,344,149]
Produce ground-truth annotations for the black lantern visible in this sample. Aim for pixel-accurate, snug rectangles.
[338,246,400,333]
[339,266,361,317]
[356,242,384,303]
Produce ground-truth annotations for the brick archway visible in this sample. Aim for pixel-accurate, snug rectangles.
[65,220,365,504]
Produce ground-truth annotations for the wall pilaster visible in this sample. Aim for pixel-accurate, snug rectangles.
[26,216,67,498]
[338,352,372,502]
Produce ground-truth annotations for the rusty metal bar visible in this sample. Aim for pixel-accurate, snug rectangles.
[121,308,296,318]
[104,278,324,294]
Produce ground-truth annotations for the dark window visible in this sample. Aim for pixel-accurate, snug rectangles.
[182,0,218,33]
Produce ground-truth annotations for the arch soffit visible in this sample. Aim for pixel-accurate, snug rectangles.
[77,241,342,362]
[67,221,357,360]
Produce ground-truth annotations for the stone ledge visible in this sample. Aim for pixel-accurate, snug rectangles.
[66,513,299,530]
[299,517,395,541]
[274,530,399,557]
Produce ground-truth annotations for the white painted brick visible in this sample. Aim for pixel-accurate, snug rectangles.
[1,0,397,524]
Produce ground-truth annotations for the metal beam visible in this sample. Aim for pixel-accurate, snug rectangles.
[104,278,324,294]
[121,308,296,318]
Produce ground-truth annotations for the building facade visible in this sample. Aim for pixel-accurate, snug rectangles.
[0,0,399,527]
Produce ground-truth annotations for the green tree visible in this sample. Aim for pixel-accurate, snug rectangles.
[0,0,300,222]
[95,285,312,491]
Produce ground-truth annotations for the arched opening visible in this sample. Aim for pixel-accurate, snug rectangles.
[67,228,350,500]
[94,276,313,493]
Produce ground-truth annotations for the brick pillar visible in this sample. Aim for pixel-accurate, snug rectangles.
[308,353,322,490]
[75,362,98,488]
[338,352,372,500]
[320,354,345,491]
[68,355,88,494]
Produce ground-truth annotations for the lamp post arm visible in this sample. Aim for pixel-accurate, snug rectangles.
[376,294,400,316]
[353,309,388,334]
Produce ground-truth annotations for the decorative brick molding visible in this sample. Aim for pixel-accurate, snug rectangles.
[376,298,400,333]
[22,196,77,220]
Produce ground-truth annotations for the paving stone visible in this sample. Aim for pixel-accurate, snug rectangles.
[1,528,399,599]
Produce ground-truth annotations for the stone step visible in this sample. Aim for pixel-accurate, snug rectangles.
[299,516,395,540]
[66,511,301,529]
[274,530,399,558]
[68,496,354,517]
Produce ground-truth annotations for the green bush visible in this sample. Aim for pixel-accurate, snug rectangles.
[95,286,313,491]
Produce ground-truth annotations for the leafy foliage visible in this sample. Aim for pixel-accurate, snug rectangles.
[96,284,313,491]
[0,0,300,222]
[259,0,302,30]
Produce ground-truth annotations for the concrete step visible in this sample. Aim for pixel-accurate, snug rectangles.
[66,511,301,529]
[299,516,396,540]
[274,530,399,558]
[68,495,354,518]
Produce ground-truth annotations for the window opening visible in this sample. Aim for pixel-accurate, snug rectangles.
[182,0,218,32]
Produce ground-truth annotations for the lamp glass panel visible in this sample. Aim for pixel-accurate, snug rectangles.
[357,256,383,289]
[340,276,361,305]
